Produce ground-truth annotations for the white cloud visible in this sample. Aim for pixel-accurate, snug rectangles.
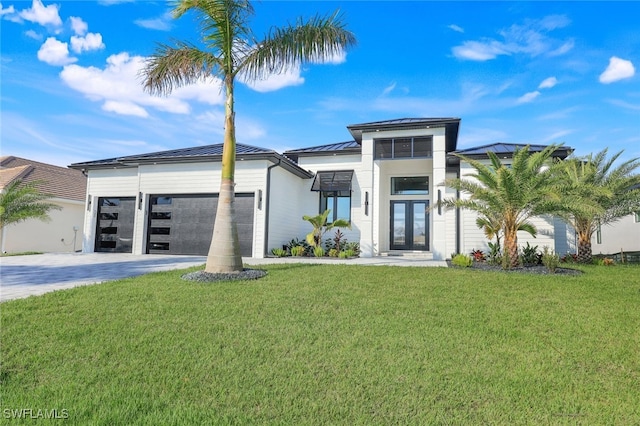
[59,52,225,117]
[0,3,15,16]
[452,15,573,61]
[599,56,635,84]
[70,16,88,36]
[452,40,507,61]
[517,91,540,104]
[382,82,396,96]
[240,66,305,93]
[103,100,148,117]
[19,0,62,27]
[538,77,557,89]
[134,11,173,31]
[70,32,105,53]
[37,37,76,66]
[314,48,347,65]
[25,29,42,40]
[448,24,464,33]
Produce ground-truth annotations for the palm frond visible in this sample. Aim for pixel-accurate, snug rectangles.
[240,9,356,81]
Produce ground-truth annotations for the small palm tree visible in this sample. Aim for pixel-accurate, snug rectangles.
[442,145,564,268]
[303,209,350,248]
[555,149,640,263]
[0,179,61,249]
[141,0,356,273]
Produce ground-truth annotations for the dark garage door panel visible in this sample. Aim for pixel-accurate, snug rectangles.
[95,197,136,253]
[147,194,254,256]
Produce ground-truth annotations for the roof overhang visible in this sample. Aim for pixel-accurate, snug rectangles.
[311,170,354,192]
[346,118,461,153]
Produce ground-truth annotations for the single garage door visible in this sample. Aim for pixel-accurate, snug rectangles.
[146,193,254,256]
[95,197,136,253]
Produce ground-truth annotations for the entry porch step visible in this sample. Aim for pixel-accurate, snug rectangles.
[380,251,434,260]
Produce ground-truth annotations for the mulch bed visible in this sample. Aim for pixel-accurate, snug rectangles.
[448,261,583,275]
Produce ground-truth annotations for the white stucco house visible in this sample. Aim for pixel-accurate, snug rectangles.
[69,118,577,260]
[0,156,87,253]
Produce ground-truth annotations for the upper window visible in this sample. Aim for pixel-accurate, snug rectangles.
[374,136,432,159]
[391,177,429,195]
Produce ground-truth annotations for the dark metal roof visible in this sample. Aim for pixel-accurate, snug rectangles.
[284,141,361,162]
[69,143,313,178]
[451,143,573,158]
[346,117,461,152]
[447,143,573,166]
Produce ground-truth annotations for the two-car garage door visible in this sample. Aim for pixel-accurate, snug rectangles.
[95,193,255,256]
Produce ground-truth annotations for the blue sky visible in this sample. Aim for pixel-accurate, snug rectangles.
[2,1,639,168]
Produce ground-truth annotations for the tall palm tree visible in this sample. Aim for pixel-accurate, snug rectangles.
[0,179,61,249]
[442,145,564,268]
[555,149,640,263]
[141,0,356,273]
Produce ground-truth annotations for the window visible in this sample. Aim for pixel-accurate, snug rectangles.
[391,177,429,195]
[635,212,640,223]
[320,191,351,222]
[374,136,432,159]
[596,224,602,244]
[311,170,354,223]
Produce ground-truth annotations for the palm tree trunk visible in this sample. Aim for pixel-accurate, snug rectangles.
[577,232,593,264]
[205,74,243,273]
[503,229,520,268]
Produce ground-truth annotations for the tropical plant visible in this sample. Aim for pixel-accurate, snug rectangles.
[290,245,306,257]
[313,246,325,258]
[271,247,287,257]
[141,0,356,273]
[285,238,310,256]
[303,209,351,248]
[541,246,560,273]
[520,242,539,266]
[0,180,61,246]
[554,149,640,264]
[451,253,473,267]
[442,145,565,268]
[470,249,485,262]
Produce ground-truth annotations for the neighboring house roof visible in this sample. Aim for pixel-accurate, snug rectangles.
[346,117,461,153]
[448,143,574,164]
[284,141,361,162]
[0,156,87,201]
[68,143,314,179]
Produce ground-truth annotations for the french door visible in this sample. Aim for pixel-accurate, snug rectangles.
[390,200,429,251]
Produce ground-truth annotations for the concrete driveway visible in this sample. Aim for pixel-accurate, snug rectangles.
[0,253,206,302]
[1,253,447,302]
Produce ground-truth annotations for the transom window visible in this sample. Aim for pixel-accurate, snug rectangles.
[374,136,433,159]
[391,177,429,195]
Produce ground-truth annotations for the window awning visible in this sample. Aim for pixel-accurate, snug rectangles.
[311,170,354,192]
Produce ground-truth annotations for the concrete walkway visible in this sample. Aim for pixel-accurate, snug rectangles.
[0,253,446,302]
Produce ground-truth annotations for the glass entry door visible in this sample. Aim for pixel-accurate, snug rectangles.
[390,200,429,251]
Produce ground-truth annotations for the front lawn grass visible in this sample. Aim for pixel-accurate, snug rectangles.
[2,264,639,424]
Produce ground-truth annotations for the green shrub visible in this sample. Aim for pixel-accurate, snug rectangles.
[271,248,287,257]
[451,253,473,268]
[486,241,501,265]
[328,248,339,258]
[344,242,360,256]
[520,242,539,266]
[313,246,325,258]
[290,245,306,257]
[541,247,560,273]
[339,249,356,259]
